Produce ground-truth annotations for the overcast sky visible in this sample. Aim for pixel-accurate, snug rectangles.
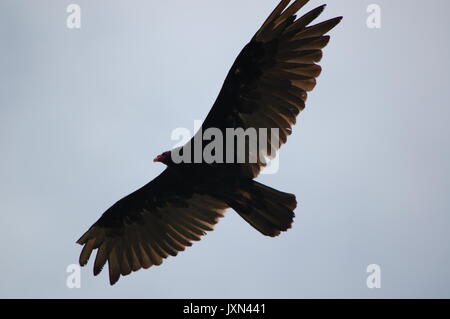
[1,0,450,298]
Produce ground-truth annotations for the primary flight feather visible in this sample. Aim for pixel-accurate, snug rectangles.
[77,0,342,285]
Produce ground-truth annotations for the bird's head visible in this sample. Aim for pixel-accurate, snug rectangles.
[153,151,173,166]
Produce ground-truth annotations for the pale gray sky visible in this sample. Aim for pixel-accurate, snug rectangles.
[1,0,450,298]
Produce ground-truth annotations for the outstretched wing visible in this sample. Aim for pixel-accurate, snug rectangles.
[77,168,228,285]
[199,0,342,177]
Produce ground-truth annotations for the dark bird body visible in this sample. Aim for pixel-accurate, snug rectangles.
[77,0,342,285]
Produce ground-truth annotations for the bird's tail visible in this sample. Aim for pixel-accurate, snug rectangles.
[227,180,296,237]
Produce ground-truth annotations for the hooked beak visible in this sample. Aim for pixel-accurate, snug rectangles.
[153,156,160,162]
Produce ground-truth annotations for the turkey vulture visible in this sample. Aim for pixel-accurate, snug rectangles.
[77,0,342,285]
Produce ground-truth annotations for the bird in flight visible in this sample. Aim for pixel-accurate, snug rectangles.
[77,0,342,285]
